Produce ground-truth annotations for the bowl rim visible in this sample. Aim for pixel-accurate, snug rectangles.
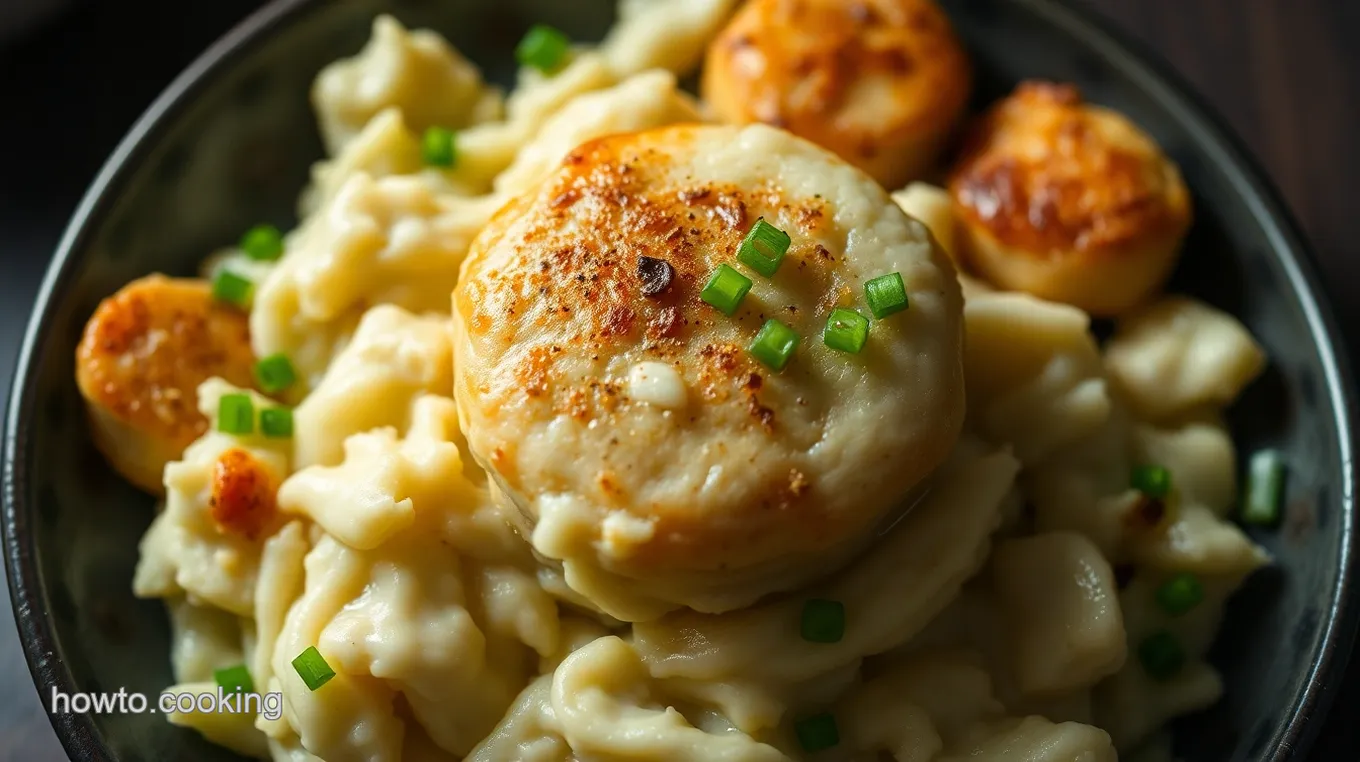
[1017,3,1360,759]
[3,0,1357,760]
[1,1,317,758]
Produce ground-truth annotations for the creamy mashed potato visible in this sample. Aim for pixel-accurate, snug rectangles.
[74,3,1274,761]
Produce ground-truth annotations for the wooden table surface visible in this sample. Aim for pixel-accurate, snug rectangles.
[0,0,1356,759]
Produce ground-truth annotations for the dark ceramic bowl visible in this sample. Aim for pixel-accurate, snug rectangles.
[4,0,1357,759]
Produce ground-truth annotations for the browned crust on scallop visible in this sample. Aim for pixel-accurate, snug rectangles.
[703,0,971,185]
[75,275,257,491]
[949,82,1191,259]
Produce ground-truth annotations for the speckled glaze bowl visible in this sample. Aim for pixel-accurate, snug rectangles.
[4,0,1357,759]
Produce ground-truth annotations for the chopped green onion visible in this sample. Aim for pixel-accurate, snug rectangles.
[1241,449,1286,526]
[213,664,255,694]
[1155,573,1204,617]
[864,272,908,319]
[240,224,284,261]
[253,353,297,395]
[823,308,869,354]
[800,599,845,643]
[1137,631,1185,681]
[736,218,791,277]
[794,712,840,753]
[261,407,294,439]
[1131,464,1172,500]
[421,126,458,168]
[516,24,571,72]
[292,646,336,692]
[211,270,253,308]
[700,264,752,315]
[218,394,254,435]
[749,319,799,371]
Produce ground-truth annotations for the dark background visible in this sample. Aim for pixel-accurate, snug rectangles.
[0,0,1356,759]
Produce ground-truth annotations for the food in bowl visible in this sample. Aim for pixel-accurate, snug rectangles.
[71,0,1282,759]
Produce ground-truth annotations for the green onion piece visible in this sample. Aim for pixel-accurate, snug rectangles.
[864,272,908,319]
[421,126,458,168]
[1131,464,1172,500]
[211,270,254,308]
[736,218,791,277]
[240,224,284,261]
[749,319,799,371]
[1154,573,1205,617]
[254,353,297,395]
[794,712,840,753]
[261,407,294,439]
[213,664,255,694]
[1137,631,1185,681]
[1241,449,1286,526]
[218,394,254,435]
[800,599,845,643]
[292,646,336,692]
[516,24,571,72]
[823,308,869,354]
[700,264,752,316]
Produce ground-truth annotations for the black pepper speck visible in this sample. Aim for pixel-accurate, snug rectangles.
[637,255,675,297]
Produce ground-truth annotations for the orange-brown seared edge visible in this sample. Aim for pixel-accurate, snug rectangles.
[76,275,257,494]
[210,448,280,540]
[703,0,971,187]
[948,82,1192,315]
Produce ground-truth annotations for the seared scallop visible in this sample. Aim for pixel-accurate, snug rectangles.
[949,82,1192,316]
[702,0,971,189]
[76,275,257,494]
[453,124,964,617]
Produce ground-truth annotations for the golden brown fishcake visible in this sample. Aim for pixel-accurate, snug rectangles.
[949,82,1192,316]
[703,0,972,188]
[76,275,257,494]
